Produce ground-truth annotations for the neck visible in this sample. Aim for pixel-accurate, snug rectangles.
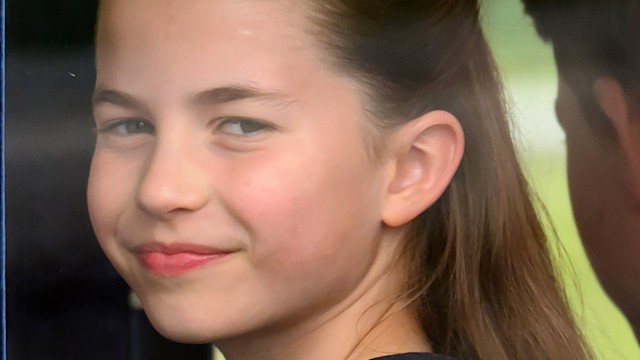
[346,304,432,360]
[215,246,431,360]
[217,300,430,360]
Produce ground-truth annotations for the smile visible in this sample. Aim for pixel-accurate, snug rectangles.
[135,243,231,276]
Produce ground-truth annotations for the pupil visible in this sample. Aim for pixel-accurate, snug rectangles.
[127,121,147,133]
[240,120,263,133]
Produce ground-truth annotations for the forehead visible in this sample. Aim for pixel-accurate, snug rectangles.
[97,0,312,56]
[94,0,335,102]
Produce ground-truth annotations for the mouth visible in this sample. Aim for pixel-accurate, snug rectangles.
[134,243,232,276]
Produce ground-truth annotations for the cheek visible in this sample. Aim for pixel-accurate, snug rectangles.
[566,139,600,238]
[226,142,382,273]
[565,133,621,282]
[87,152,139,243]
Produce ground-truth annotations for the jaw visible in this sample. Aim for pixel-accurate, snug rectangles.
[213,240,427,360]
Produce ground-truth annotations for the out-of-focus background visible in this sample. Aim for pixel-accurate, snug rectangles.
[482,0,640,359]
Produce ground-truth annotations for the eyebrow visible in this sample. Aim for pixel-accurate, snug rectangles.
[92,85,294,110]
[92,88,147,110]
[190,85,294,108]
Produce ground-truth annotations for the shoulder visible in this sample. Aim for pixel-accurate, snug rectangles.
[371,353,458,360]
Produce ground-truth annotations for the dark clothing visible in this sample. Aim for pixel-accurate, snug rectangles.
[372,352,457,360]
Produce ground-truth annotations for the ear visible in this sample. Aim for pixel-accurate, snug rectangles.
[382,110,464,227]
[594,78,640,201]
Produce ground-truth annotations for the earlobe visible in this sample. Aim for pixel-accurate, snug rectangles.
[382,110,464,227]
[594,78,640,202]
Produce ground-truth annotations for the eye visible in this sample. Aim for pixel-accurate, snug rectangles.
[217,118,272,136]
[98,118,155,136]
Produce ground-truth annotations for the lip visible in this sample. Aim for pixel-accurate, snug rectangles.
[134,243,232,276]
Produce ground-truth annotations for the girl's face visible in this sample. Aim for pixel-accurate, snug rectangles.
[89,0,399,344]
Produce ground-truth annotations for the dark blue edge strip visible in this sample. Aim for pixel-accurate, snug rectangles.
[1,0,6,358]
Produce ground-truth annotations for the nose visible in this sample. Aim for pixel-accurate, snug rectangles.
[136,137,210,218]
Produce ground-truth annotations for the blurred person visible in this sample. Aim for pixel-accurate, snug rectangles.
[523,0,640,341]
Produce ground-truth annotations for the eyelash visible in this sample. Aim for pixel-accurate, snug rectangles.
[215,117,275,137]
[96,117,275,137]
[96,118,155,136]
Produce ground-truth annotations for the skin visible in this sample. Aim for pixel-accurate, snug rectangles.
[88,0,464,359]
[555,79,640,340]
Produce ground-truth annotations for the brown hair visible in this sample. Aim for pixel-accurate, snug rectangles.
[523,0,640,135]
[307,1,592,359]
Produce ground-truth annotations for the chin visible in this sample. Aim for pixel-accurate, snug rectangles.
[141,299,253,345]
[146,312,218,344]
[138,298,219,344]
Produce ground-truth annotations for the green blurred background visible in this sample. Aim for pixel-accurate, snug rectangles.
[482,0,640,358]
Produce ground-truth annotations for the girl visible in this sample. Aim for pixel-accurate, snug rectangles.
[87,0,592,359]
